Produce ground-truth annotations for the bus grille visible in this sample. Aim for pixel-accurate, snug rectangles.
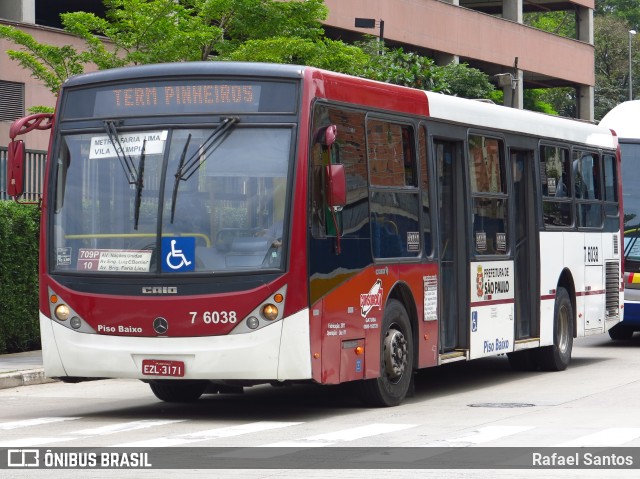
[613,234,619,255]
[605,261,620,319]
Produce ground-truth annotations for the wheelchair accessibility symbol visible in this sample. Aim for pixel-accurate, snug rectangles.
[161,237,195,272]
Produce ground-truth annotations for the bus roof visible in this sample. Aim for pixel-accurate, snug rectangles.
[62,62,306,87]
[425,91,617,150]
[61,62,616,150]
[599,101,640,141]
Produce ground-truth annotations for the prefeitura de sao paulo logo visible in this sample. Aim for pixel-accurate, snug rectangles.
[361,279,383,317]
[476,265,484,298]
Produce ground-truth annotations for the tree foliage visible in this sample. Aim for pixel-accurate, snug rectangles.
[524,11,576,39]
[0,24,84,94]
[596,0,640,29]
[0,1,498,108]
[594,15,636,119]
[351,38,496,100]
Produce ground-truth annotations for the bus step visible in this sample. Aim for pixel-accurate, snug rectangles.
[513,338,540,351]
[439,350,468,364]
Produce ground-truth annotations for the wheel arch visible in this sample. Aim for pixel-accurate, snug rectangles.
[557,268,577,338]
[387,281,419,369]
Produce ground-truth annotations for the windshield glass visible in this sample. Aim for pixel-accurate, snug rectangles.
[622,142,640,261]
[52,126,292,274]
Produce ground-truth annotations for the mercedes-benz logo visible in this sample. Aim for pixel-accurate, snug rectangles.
[153,317,168,335]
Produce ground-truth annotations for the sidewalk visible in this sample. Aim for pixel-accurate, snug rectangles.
[0,350,54,390]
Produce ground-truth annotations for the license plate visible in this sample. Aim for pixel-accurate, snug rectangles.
[142,359,185,377]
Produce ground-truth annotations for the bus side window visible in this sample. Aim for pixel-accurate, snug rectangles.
[468,135,508,255]
[419,125,432,256]
[574,151,603,228]
[603,154,620,232]
[540,144,572,228]
[310,104,367,239]
[367,119,421,258]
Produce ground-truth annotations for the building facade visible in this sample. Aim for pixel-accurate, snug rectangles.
[0,0,596,150]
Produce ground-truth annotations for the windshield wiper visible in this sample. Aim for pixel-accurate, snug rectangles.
[170,116,239,224]
[170,133,191,224]
[103,120,137,185]
[133,139,146,230]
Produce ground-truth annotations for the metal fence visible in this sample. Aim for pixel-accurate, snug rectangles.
[0,147,47,202]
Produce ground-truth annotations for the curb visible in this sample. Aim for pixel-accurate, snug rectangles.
[0,369,56,390]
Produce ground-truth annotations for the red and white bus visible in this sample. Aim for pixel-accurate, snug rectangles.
[6,62,624,406]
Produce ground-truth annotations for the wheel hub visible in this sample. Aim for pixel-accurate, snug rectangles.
[383,328,408,381]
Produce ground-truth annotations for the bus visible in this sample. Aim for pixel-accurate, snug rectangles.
[6,62,623,407]
[600,101,640,339]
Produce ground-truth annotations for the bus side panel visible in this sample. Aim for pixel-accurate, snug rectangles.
[538,231,567,346]
[468,261,515,360]
[584,234,605,332]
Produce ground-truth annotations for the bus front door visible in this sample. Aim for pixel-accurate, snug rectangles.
[436,140,469,359]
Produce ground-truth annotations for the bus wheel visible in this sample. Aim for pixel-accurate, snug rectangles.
[149,380,207,402]
[356,299,414,407]
[538,287,573,371]
[608,324,634,340]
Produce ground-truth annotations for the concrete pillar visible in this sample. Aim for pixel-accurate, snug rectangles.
[576,5,594,44]
[576,7,594,121]
[500,70,523,109]
[577,85,595,122]
[503,0,523,24]
[435,52,459,66]
[0,0,35,23]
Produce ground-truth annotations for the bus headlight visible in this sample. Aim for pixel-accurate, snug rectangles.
[54,304,71,321]
[261,304,279,321]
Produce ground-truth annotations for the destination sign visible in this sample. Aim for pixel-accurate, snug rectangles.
[61,79,297,118]
[100,84,259,113]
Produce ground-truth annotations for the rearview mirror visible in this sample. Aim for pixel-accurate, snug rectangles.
[7,139,26,198]
[326,164,346,208]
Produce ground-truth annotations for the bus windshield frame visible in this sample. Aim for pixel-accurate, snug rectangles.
[49,79,298,277]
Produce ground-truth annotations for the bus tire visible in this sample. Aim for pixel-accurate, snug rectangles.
[356,299,414,407]
[538,287,573,371]
[149,380,207,402]
[608,324,634,340]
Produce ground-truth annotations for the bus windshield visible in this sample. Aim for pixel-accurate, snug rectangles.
[621,142,640,262]
[52,125,292,274]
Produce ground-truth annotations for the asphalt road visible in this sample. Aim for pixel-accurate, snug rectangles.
[1,333,639,478]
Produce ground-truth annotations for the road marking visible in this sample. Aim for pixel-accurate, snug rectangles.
[0,417,80,430]
[422,425,535,447]
[70,419,184,436]
[115,421,303,447]
[263,423,416,447]
[0,437,77,447]
[557,427,640,447]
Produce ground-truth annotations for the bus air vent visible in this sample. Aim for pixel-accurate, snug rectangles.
[605,261,620,318]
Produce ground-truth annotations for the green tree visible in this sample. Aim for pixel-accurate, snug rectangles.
[596,0,640,29]
[524,11,576,39]
[352,38,496,99]
[0,24,85,96]
[0,0,336,102]
[594,15,636,119]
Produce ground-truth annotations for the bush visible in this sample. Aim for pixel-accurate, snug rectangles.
[0,201,41,353]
